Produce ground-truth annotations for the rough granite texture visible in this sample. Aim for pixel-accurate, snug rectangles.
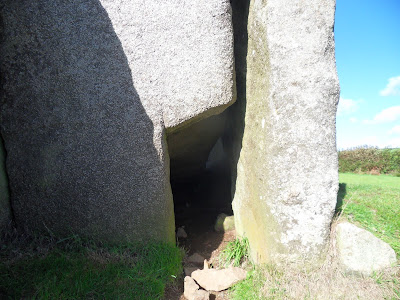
[336,222,397,276]
[0,1,234,242]
[0,137,11,230]
[232,0,340,265]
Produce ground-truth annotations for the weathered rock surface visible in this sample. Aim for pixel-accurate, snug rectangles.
[0,137,11,230]
[214,213,235,232]
[336,222,397,276]
[0,1,234,241]
[230,0,340,265]
[192,289,210,300]
[187,253,206,265]
[177,227,188,239]
[184,276,210,300]
[191,267,247,292]
[184,276,199,300]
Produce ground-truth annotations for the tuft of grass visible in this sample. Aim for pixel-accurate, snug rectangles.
[220,237,250,267]
[0,233,183,299]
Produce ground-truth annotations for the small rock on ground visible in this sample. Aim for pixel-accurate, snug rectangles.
[177,227,188,238]
[192,289,209,300]
[214,213,235,232]
[187,253,205,264]
[184,276,199,300]
[184,276,209,300]
[191,266,247,292]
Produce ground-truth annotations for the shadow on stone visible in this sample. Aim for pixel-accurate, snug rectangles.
[0,1,172,243]
[335,183,347,216]
[224,0,250,198]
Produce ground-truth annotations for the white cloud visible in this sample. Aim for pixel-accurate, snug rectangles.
[359,136,379,146]
[380,76,400,96]
[349,117,358,123]
[337,98,360,116]
[387,138,400,148]
[363,106,400,124]
[388,125,400,135]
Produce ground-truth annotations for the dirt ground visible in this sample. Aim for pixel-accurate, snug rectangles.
[164,211,236,300]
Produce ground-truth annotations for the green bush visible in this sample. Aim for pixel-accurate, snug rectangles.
[338,146,400,175]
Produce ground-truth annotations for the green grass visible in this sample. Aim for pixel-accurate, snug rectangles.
[338,173,400,256]
[230,267,266,300]
[220,237,250,267]
[0,235,183,299]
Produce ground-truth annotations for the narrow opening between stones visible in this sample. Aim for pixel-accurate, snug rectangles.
[167,111,234,257]
[165,0,249,267]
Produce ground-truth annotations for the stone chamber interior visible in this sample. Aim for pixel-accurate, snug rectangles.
[166,111,234,253]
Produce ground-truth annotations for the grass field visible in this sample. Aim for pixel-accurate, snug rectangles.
[229,173,400,299]
[338,173,400,256]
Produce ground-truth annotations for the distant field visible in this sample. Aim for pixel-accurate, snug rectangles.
[338,173,400,256]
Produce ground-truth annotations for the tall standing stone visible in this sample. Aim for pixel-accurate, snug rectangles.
[0,1,234,242]
[231,0,340,265]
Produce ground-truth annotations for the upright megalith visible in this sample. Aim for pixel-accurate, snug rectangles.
[0,1,234,242]
[231,0,340,265]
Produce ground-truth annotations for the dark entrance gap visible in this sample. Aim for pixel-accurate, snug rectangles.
[165,0,250,260]
[166,121,236,299]
[171,154,233,235]
[164,0,250,296]
[167,111,233,257]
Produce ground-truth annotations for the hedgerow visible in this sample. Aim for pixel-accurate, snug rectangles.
[338,146,400,175]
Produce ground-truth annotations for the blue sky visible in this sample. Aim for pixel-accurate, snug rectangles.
[335,0,400,149]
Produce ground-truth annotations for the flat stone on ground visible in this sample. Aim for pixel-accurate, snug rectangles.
[336,222,397,276]
[191,267,247,292]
